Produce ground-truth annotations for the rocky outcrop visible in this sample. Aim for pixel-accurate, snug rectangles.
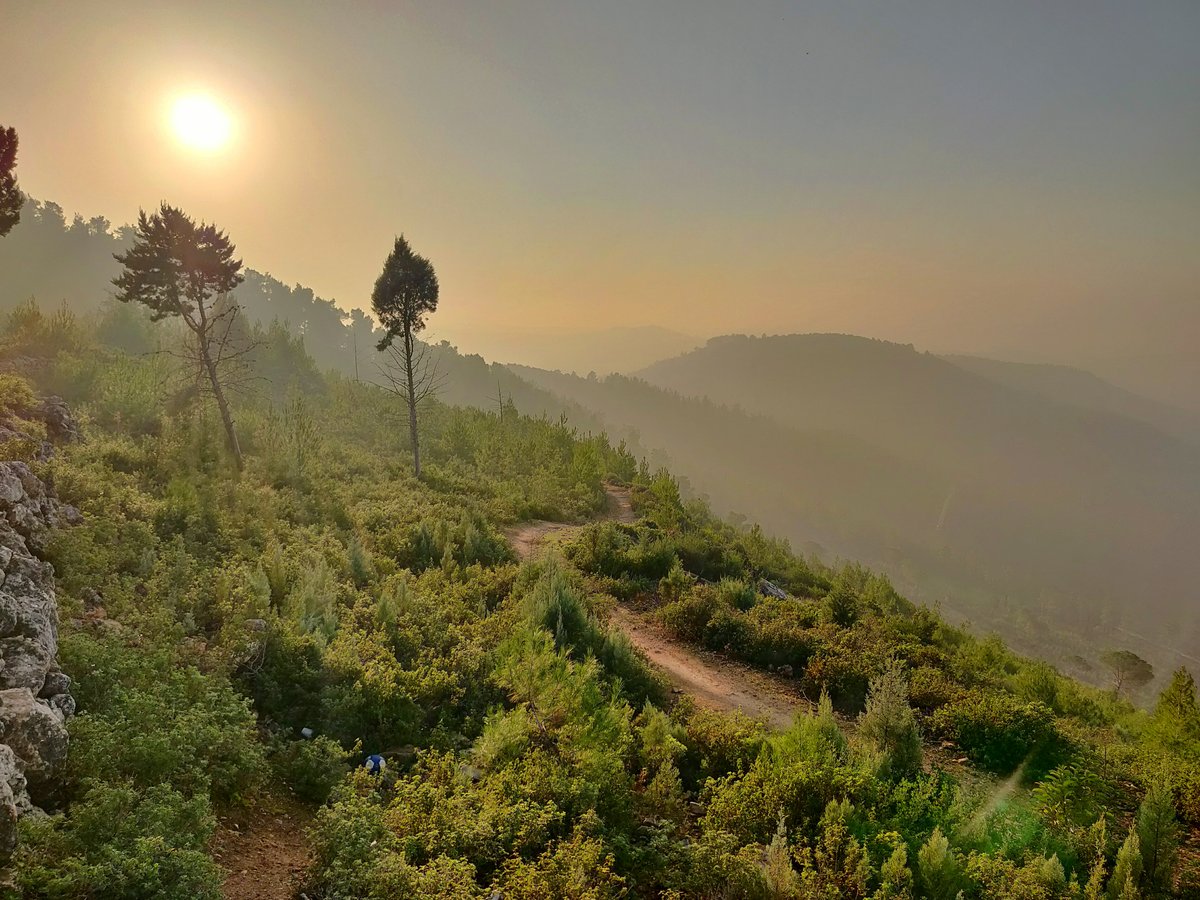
[31,398,80,448]
[0,394,80,463]
[0,745,33,858]
[0,405,78,858]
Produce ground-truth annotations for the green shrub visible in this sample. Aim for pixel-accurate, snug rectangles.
[744,597,819,668]
[61,632,266,805]
[271,735,353,804]
[908,665,965,713]
[15,783,221,900]
[702,601,754,655]
[716,576,758,612]
[658,589,719,642]
[677,707,767,788]
[930,691,1066,775]
[0,371,36,417]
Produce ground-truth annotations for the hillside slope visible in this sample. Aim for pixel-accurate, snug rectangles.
[5,303,1200,897]
[512,337,1200,676]
[943,354,1200,446]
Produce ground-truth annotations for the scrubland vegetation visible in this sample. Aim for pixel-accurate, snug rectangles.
[0,294,1197,899]
[7,200,1198,692]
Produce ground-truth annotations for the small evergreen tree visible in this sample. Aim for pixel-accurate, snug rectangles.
[916,828,962,900]
[1136,783,1180,897]
[659,560,693,603]
[1153,667,1200,742]
[1107,831,1143,900]
[777,688,848,768]
[1082,817,1110,900]
[799,800,870,899]
[823,585,859,627]
[875,844,913,899]
[858,659,923,778]
[764,811,798,898]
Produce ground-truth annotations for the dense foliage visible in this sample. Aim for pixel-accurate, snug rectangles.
[2,300,1197,898]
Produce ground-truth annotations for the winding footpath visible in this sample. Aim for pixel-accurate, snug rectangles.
[506,485,813,731]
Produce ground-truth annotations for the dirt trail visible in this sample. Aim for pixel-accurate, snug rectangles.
[211,798,313,900]
[507,484,810,729]
[611,606,809,728]
[506,484,637,561]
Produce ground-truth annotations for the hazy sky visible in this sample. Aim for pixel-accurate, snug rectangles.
[2,1,1197,384]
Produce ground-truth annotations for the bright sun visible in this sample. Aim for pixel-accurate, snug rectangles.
[170,94,232,151]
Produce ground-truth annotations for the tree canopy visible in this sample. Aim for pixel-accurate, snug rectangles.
[0,126,22,237]
[371,234,438,351]
[370,234,441,478]
[112,203,248,468]
[1101,649,1154,697]
[112,204,244,322]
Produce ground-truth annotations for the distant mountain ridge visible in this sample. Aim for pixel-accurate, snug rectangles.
[438,324,700,376]
[941,353,1200,446]
[512,333,1200,675]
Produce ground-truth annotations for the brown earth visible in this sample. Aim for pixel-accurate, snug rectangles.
[211,796,313,900]
[610,605,810,729]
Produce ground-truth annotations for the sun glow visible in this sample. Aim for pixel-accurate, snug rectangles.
[170,94,233,151]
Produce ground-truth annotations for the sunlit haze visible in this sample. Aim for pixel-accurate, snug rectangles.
[1,1,1197,404]
[169,94,233,152]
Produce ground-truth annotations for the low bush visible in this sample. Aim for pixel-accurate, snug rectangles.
[930,691,1067,776]
[271,735,354,804]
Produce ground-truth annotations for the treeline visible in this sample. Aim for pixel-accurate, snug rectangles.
[0,197,601,440]
[0,198,375,376]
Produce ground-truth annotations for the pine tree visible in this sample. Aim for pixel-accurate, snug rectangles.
[371,235,440,479]
[1155,668,1198,720]
[823,585,859,627]
[1136,783,1180,897]
[1152,667,1200,749]
[1107,831,1143,900]
[1101,650,1154,699]
[858,658,923,778]
[799,800,870,899]
[1084,858,1108,900]
[112,204,247,468]
[0,125,21,237]
[764,811,798,898]
[875,844,913,899]
[916,828,962,900]
[1082,818,1109,900]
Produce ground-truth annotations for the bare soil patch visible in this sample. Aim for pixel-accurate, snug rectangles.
[212,796,313,900]
[610,605,810,729]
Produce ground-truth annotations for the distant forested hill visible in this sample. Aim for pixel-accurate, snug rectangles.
[0,198,591,427]
[440,324,700,376]
[943,353,1200,446]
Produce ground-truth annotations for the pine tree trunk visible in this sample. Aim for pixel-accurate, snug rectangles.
[200,340,244,471]
[404,328,421,479]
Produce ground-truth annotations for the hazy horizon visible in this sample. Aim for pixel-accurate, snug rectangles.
[2,0,1197,403]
